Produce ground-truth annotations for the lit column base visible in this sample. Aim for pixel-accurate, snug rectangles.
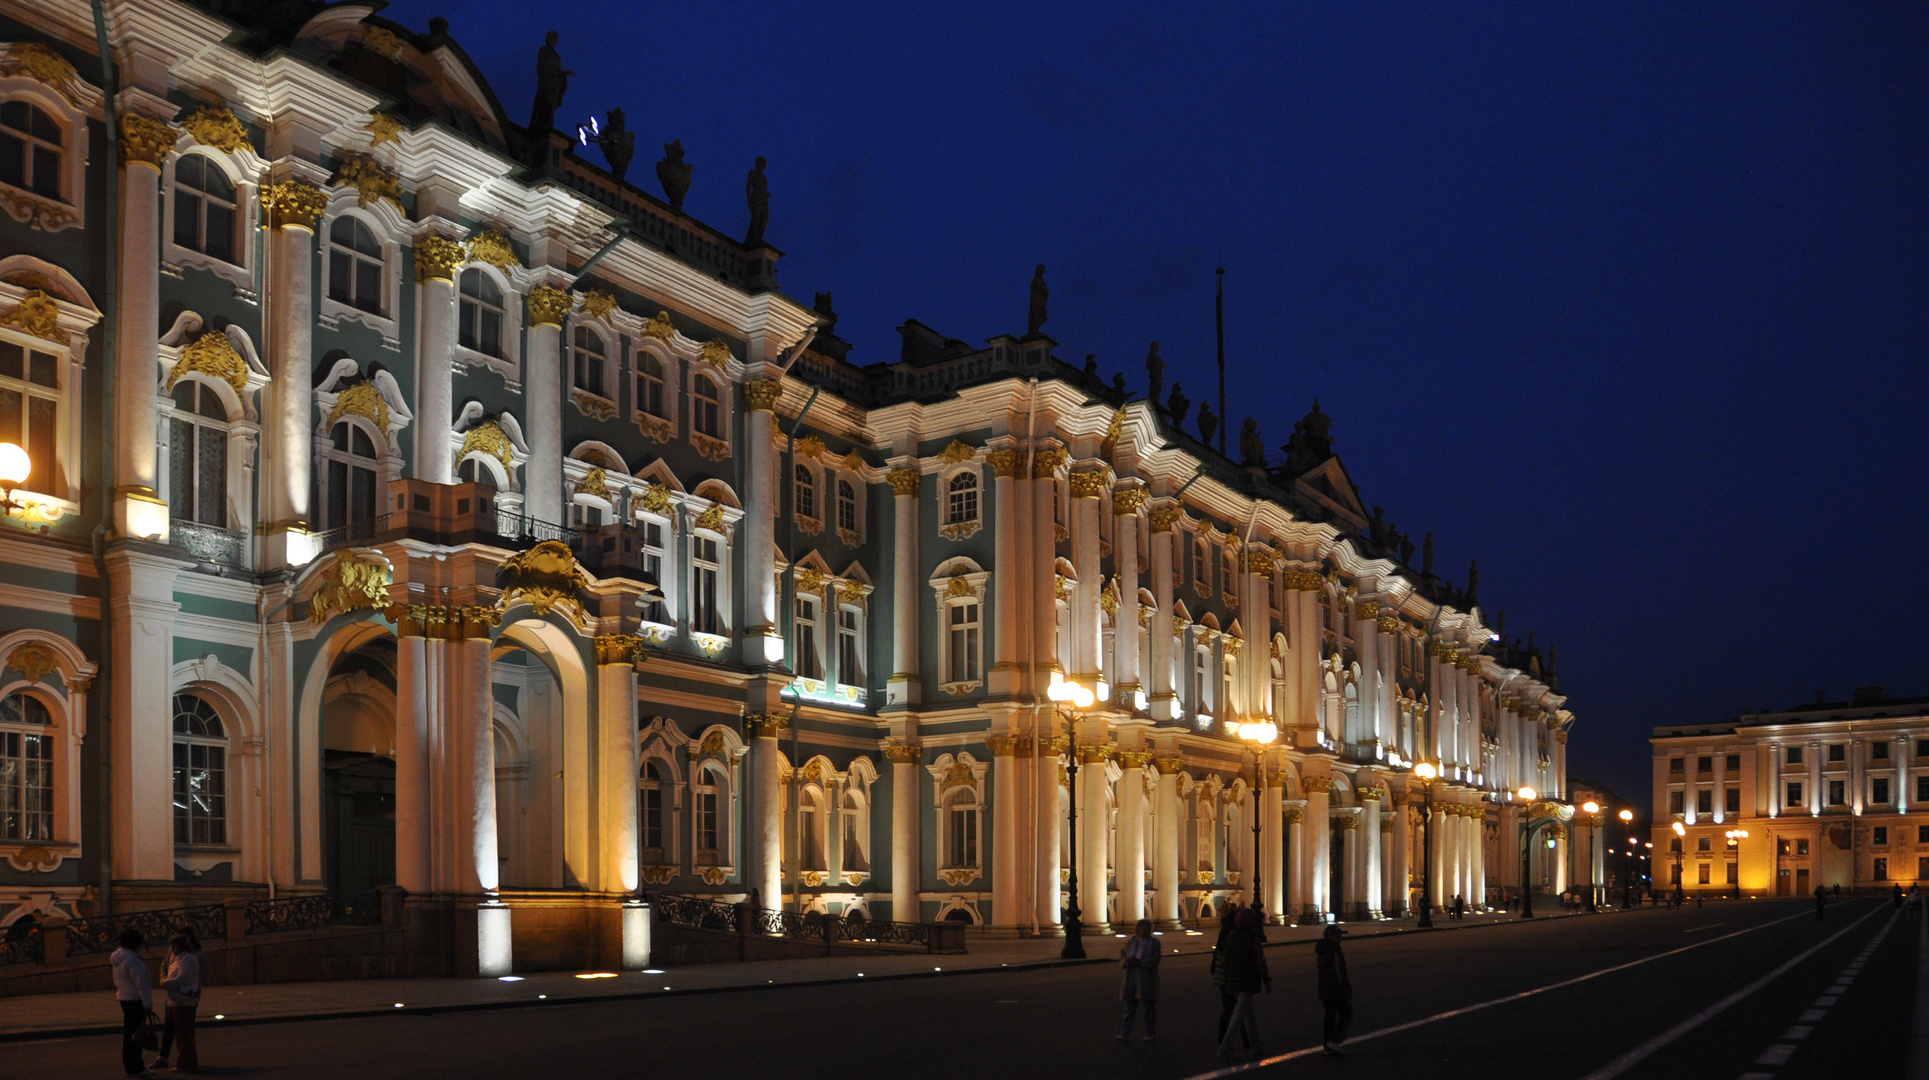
[115,489,169,543]
[622,900,652,970]
[476,900,513,977]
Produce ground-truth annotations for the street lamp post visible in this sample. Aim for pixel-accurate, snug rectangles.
[1582,801,1601,912]
[1671,821,1686,897]
[1725,829,1748,898]
[1415,762,1439,928]
[1515,786,1570,919]
[1237,721,1279,920]
[1050,678,1097,960]
[1618,810,1635,908]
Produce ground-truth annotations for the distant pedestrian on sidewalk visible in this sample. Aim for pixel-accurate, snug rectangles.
[1315,924,1353,1056]
[1209,908,1249,1054]
[1906,885,1922,920]
[1215,908,1271,1062]
[1895,884,1906,909]
[1116,918,1160,1042]
[111,928,155,1077]
[157,933,200,1071]
[1814,884,1827,921]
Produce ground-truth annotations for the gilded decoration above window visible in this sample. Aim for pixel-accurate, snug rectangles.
[179,105,253,154]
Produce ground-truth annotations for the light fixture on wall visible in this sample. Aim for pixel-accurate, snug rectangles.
[0,442,30,517]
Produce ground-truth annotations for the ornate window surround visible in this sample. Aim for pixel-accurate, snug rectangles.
[927,751,987,885]
[155,315,267,543]
[0,631,95,873]
[161,144,261,300]
[0,68,93,232]
[929,558,989,696]
[631,338,675,443]
[450,403,528,503]
[312,359,412,514]
[451,260,526,387]
[317,196,406,349]
[938,464,982,541]
[0,267,99,520]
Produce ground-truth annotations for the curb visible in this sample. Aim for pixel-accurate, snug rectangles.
[0,907,1619,1042]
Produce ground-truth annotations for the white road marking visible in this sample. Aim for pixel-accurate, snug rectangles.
[1797,1009,1826,1022]
[1756,1044,1796,1065]
[1778,1024,1812,1040]
[1176,907,1822,1080]
[1576,903,1886,1080]
[1814,995,1839,1006]
[1685,923,1726,934]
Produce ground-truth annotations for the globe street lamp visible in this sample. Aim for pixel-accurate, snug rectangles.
[1582,801,1601,912]
[0,442,30,517]
[1618,809,1635,908]
[1671,820,1687,896]
[1515,786,1571,919]
[1724,829,1748,898]
[1414,762,1439,928]
[1237,720,1279,920]
[1050,677,1097,959]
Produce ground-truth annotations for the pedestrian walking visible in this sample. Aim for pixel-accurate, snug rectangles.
[1116,918,1160,1042]
[1215,907,1271,1062]
[1209,908,1248,1054]
[1315,924,1353,1055]
[157,933,200,1071]
[111,928,155,1077]
[1814,884,1827,922]
[1906,885,1922,920]
[1894,884,1906,909]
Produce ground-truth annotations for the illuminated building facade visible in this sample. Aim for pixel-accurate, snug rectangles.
[0,1,1574,972]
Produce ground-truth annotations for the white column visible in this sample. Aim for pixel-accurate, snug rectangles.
[887,467,921,705]
[1340,810,1363,918]
[1242,552,1271,720]
[392,626,431,894]
[1472,806,1488,906]
[1068,469,1104,682]
[597,637,642,894]
[113,136,167,541]
[107,553,181,881]
[1362,786,1383,915]
[746,714,785,909]
[889,743,922,921]
[452,626,497,894]
[260,182,322,562]
[1353,604,1379,747]
[1769,742,1781,819]
[1114,487,1145,703]
[523,291,568,523]
[1285,800,1308,919]
[989,734,1021,928]
[988,451,1025,695]
[1262,774,1284,920]
[1081,745,1111,931]
[412,236,462,485]
[1034,735,1062,931]
[1389,791,1411,916]
[1712,746,1727,825]
[1148,508,1178,720]
[1117,750,1149,925]
[741,380,782,664]
[1299,581,1321,734]
[1154,757,1181,927]
[1305,776,1332,914]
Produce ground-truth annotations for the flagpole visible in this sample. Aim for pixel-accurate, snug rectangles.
[1215,266,1227,456]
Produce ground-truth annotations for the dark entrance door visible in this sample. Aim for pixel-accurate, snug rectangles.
[323,753,396,895]
[1329,820,1346,915]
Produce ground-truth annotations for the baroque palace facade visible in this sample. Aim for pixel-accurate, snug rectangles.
[0,0,1577,971]
[1652,689,1929,898]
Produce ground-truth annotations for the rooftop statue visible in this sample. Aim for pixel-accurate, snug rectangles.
[1166,382,1190,426]
[1084,354,1099,381]
[529,31,573,134]
[744,156,770,245]
[1027,264,1049,336]
[656,139,692,212]
[1145,343,1164,407]
[1111,372,1128,396]
[1239,417,1265,466]
[812,291,838,333]
[1196,401,1217,447]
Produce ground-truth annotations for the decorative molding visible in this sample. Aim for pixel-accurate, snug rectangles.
[887,468,920,496]
[386,603,499,641]
[642,310,676,340]
[693,504,726,534]
[573,466,610,501]
[1301,775,1335,793]
[0,290,62,343]
[495,540,590,621]
[637,482,673,515]
[796,435,826,460]
[1030,446,1067,477]
[365,112,404,145]
[361,25,405,59]
[179,106,252,153]
[691,432,731,462]
[415,235,466,283]
[936,440,975,466]
[4,641,61,683]
[1,42,76,92]
[883,743,922,764]
[458,421,515,469]
[325,380,391,434]
[938,520,981,542]
[570,388,617,421]
[464,230,519,269]
[700,339,732,367]
[166,331,248,395]
[332,153,404,210]
[578,289,618,321]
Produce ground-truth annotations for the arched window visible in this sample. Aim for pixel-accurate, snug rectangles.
[458,269,504,357]
[0,334,60,490]
[636,353,666,418]
[1224,798,1242,872]
[946,471,978,525]
[327,216,384,314]
[794,464,815,521]
[840,789,869,872]
[692,375,721,438]
[0,691,53,841]
[321,420,381,531]
[171,694,227,847]
[943,787,980,869]
[456,456,498,489]
[836,480,857,534]
[640,758,669,862]
[0,100,62,199]
[572,326,606,398]
[173,154,237,264]
[799,786,827,872]
[694,762,727,863]
[168,380,228,528]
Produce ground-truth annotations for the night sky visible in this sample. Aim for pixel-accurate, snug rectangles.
[392,1,1927,807]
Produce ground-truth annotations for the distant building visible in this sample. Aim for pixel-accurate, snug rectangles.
[0,2,1574,973]
[1650,687,1926,896]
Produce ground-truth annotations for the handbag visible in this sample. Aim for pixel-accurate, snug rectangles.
[138,1011,162,1051]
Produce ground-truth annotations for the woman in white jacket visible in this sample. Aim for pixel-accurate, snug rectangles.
[109,928,154,1077]
[158,933,201,1071]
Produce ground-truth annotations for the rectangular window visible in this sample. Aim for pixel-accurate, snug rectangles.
[0,726,54,841]
[1726,754,1741,770]
[1697,836,1712,852]
[1796,839,1809,856]
[1696,790,1712,814]
[171,741,226,847]
[1828,780,1845,806]
[1920,776,1929,804]
[692,534,721,635]
[1787,746,1803,765]
[948,800,979,868]
[1669,758,1684,775]
[1195,648,1211,715]
[1786,782,1802,808]
[1873,742,1891,760]
[1828,744,1845,762]
[0,338,60,495]
[1697,756,1712,774]
[948,601,980,683]
[1669,790,1684,814]
[1919,825,1929,844]
[1697,864,1710,885]
[1919,739,1929,759]
[836,607,861,687]
[1725,786,1741,813]
[794,596,820,680]
[1873,778,1891,805]
[1874,826,1889,845]
[695,785,718,857]
[1725,862,1738,885]
[1874,857,1888,881]
[1921,856,1929,880]
[640,520,667,624]
[641,784,663,852]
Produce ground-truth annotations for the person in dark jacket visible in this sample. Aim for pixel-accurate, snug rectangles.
[1116,918,1161,1041]
[1316,924,1353,1055]
[1815,884,1827,921]
[1209,907,1248,1052]
[1216,907,1271,1061]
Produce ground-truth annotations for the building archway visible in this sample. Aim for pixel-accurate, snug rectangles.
[320,635,397,897]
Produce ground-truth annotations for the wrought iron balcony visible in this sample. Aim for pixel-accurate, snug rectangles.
[170,518,248,570]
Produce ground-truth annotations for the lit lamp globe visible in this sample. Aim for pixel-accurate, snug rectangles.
[1618,809,1634,824]
[1236,720,1278,745]
[0,442,29,487]
[1049,679,1095,710]
[1672,821,1686,836]
[1414,762,1437,781]
[1582,801,1600,815]
[1517,786,1537,802]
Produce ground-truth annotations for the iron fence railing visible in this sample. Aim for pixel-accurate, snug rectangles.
[0,929,42,966]
[170,518,248,569]
[312,514,392,555]
[648,893,935,950]
[494,510,579,547]
[243,891,380,935]
[64,903,226,958]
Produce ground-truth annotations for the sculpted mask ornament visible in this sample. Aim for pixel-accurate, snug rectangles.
[496,541,590,620]
[5,641,62,684]
[794,567,829,593]
[361,25,405,59]
[458,421,514,469]
[167,330,248,395]
[578,289,618,321]
[700,339,731,367]
[308,553,391,625]
[119,114,178,170]
[3,42,77,93]
[0,290,62,343]
[365,112,404,146]
[180,106,253,153]
[325,380,391,436]
[642,310,676,340]
[936,440,975,466]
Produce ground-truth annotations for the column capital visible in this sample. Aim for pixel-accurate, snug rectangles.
[119,113,177,170]
[261,178,328,231]
[527,285,572,329]
[387,603,499,640]
[1302,775,1336,793]
[1153,756,1185,775]
[744,378,783,412]
[1031,446,1067,477]
[594,633,648,667]
[744,712,790,739]
[1113,485,1149,514]
[985,733,1019,756]
[1356,600,1381,620]
[883,741,922,763]
[1148,506,1183,534]
[987,449,1026,478]
[887,467,921,496]
[1119,749,1155,770]
[416,234,467,283]
[1068,469,1107,499]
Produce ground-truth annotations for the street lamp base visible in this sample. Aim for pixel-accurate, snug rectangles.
[1060,913,1086,960]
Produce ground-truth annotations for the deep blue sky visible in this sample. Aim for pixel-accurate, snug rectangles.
[400,1,1928,807]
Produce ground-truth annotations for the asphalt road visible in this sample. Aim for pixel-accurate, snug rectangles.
[9,898,1915,1080]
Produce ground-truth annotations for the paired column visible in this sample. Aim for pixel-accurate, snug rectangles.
[1303,775,1333,915]
[393,624,432,893]
[1243,550,1272,719]
[887,468,921,705]
[742,380,782,663]
[887,743,923,921]
[1388,791,1411,917]
[1359,784,1384,915]
[1113,486,1146,703]
[1153,757,1183,927]
[1116,750,1149,926]
[1068,469,1105,684]
[1080,745,1111,931]
[258,178,326,561]
[524,287,571,525]
[745,713,787,909]
[988,451,1026,695]
[988,733,1021,928]
[1284,800,1307,920]
[107,554,182,880]
[112,118,170,541]
[1033,735,1063,932]
[1354,602,1380,749]
[1339,809,1363,918]
[412,236,464,486]
[1147,507,1180,720]
[595,635,645,894]
[1262,773,1285,919]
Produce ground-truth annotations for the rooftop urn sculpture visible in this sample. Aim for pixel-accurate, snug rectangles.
[656,139,692,212]
[1166,382,1190,426]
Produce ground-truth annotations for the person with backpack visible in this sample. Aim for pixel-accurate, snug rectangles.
[1216,907,1271,1062]
[1315,924,1353,1056]
[1116,918,1161,1041]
